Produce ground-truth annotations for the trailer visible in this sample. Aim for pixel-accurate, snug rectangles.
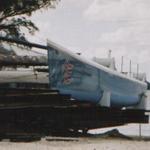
[0,87,147,138]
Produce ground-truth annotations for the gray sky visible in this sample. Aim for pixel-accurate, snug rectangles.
[27,0,150,80]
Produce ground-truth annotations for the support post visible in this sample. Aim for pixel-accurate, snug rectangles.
[139,124,142,139]
[121,56,123,73]
[137,64,139,78]
[129,60,132,77]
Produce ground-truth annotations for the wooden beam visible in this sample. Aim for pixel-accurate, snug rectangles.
[0,36,47,50]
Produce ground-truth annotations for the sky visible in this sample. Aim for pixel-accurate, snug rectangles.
[27,0,150,80]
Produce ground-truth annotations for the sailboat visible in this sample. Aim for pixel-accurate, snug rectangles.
[47,40,148,108]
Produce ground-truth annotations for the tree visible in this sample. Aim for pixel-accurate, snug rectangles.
[0,0,59,40]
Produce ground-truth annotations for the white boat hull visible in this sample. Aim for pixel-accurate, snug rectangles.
[47,40,147,107]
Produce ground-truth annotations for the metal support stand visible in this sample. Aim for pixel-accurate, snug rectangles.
[139,124,142,140]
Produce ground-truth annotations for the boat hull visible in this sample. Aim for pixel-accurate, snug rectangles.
[47,41,147,107]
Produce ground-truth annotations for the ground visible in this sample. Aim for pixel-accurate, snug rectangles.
[0,137,149,150]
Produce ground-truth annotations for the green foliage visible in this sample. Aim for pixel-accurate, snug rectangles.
[0,0,58,40]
